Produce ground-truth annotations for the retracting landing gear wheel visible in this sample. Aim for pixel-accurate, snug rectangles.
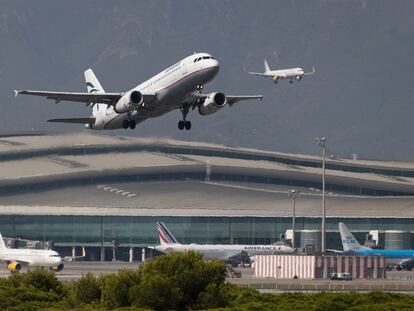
[185,121,192,130]
[178,120,185,130]
[122,120,129,129]
[129,120,136,129]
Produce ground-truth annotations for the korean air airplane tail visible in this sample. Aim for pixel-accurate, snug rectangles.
[339,223,370,251]
[157,222,180,246]
[264,59,270,73]
[0,233,7,250]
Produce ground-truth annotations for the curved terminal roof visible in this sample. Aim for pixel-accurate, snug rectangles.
[0,132,414,218]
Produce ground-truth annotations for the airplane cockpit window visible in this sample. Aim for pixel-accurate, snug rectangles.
[202,56,210,60]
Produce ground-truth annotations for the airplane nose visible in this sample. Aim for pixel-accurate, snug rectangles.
[210,60,220,75]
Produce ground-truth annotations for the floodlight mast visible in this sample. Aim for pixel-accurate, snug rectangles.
[288,189,300,248]
[316,137,327,254]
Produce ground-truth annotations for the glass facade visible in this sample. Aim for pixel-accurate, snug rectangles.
[1,215,414,253]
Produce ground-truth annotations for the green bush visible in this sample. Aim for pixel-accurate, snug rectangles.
[100,269,140,309]
[72,273,101,305]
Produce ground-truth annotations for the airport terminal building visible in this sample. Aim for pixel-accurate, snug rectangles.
[1,133,414,261]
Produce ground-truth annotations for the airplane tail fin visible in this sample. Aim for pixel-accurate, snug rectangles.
[157,222,180,246]
[264,59,270,73]
[84,69,105,117]
[84,69,105,94]
[339,223,369,251]
[0,233,7,250]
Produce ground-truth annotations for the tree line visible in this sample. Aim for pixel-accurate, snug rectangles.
[0,251,413,310]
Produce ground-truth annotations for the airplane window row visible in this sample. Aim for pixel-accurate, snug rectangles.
[193,56,215,62]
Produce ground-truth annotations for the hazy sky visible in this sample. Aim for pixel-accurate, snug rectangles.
[2,0,413,160]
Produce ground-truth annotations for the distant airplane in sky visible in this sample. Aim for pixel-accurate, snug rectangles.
[248,59,315,83]
[0,233,63,272]
[15,53,262,131]
[152,222,293,263]
[339,222,414,270]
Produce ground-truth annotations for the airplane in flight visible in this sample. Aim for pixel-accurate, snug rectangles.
[0,233,64,272]
[15,53,263,131]
[338,223,414,270]
[151,222,294,263]
[247,59,315,83]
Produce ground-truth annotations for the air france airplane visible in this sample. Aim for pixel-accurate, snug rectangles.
[339,223,414,270]
[248,59,315,83]
[151,222,293,263]
[15,53,262,131]
[0,233,63,272]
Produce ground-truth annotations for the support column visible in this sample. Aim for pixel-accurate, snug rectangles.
[72,246,76,260]
[141,248,146,262]
[129,247,134,262]
[100,247,105,262]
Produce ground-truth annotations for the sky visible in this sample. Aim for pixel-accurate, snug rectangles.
[1,0,414,160]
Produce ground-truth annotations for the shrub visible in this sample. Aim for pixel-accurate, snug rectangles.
[100,269,140,309]
[72,273,101,305]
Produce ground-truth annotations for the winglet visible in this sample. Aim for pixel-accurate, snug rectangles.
[304,67,316,76]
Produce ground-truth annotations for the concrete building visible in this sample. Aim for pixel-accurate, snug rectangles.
[1,132,414,261]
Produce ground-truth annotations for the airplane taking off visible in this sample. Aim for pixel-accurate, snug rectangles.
[248,59,315,83]
[152,222,294,263]
[0,233,64,272]
[339,223,414,270]
[15,53,263,131]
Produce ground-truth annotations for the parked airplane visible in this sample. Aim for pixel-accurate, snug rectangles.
[339,222,414,270]
[151,222,294,262]
[248,59,315,83]
[0,233,64,272]
[15,53,262,131]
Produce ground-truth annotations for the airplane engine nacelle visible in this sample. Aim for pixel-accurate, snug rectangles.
[50,263,64,272]
[114,91,143,114]
[295,76,303,81]
[198,92,226,115]
[7,262,21,272]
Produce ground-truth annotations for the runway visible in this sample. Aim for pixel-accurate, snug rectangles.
[0,261,140,282]
[1,262,414,292]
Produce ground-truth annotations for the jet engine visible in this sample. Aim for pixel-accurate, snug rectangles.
[198,92,226,115]
[7,262,21,272]
[114,91,143,114]
[295,76,303,81]
[50,263,64,272]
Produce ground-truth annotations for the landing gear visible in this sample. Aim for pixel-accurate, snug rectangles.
[178,105,192,130]
[289,80,293,84]
[129,120,136,129]
[122,120,129,129]
[196,85,204,93]
[122,119,136,129]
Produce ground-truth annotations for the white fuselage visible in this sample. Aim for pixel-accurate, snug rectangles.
[92,53,219,130]
[0,248,62,267]
[154,243,293,261]
[268,67,305,79]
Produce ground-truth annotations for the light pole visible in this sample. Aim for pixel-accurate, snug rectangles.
[316,137,327,253]
[288,189,300,248]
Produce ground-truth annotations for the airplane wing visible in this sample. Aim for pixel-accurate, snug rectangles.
[303,67,315,76]
[189,93,263,107]
[47,118,95,124]
[247,71,270,77]
[15,90,156,105]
